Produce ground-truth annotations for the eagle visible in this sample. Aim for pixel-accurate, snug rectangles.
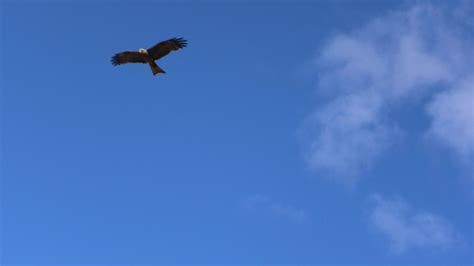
[111,37,187,76]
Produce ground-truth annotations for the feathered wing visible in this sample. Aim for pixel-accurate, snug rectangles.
[111,51,149,66]
[147,37,187,60]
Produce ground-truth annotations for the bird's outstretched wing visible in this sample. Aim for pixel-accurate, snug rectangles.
[111,51,149,66]
[147,37,187,60]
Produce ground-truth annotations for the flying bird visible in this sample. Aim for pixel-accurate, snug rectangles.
[111,37,187,76]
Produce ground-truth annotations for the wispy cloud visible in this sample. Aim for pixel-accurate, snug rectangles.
[243,194,310,224]
[427,75,474,162]
[368,194,461,253]
[303,92,398,184]
[302,2,474,184]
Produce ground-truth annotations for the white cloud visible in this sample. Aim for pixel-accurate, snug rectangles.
[304,92,399,183]
[427,76,474,160]
[368,194,461,253]
[243,194,310,224]
[303,2,474,183]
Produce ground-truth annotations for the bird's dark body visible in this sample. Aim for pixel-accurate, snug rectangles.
[144,55,166,75]
[111,37,187,76]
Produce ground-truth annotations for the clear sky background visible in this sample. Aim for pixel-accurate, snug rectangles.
[1,0,473,264]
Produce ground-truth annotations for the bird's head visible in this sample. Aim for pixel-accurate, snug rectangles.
[138,48,148,54]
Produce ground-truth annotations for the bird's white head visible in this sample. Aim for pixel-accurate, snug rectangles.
[138,48,148,54]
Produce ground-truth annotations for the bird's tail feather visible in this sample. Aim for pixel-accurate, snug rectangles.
[149,61,166,75]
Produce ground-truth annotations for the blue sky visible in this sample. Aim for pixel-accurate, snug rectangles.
[1,0,473,264]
